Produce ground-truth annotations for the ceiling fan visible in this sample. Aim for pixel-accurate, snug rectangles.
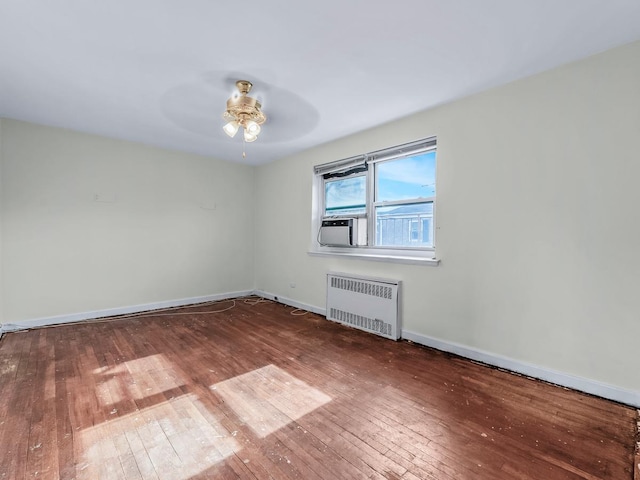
[222,80,267,143]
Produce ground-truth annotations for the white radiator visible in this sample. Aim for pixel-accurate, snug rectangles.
[326,272,401,340]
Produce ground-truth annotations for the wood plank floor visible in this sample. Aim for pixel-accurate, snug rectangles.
[0,297,637,479]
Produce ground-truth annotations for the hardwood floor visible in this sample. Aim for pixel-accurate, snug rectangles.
[0,297,637,479]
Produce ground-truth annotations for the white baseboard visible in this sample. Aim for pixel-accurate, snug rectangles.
[2,290,637,408]
[0,290,254,334]
[402,329,640,408]
[251,292,640,407]
[252,290,326,316]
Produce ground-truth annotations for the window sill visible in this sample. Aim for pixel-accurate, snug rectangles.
[307,250,440,266]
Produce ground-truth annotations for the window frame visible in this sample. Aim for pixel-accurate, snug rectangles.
[312,138,438,263]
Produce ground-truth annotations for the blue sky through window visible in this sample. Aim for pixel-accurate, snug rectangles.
[324,150,436,216]
[377,151,436,201]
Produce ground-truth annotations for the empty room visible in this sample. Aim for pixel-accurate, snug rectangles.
[1,1,639,479]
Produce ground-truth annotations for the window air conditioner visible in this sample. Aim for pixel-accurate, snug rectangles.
[319,218,357,246]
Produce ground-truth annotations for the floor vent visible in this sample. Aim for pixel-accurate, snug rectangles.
[326,272,401,340]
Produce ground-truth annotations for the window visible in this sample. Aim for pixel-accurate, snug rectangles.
[374,150,436,248]
[313,138,437,261]
[324,175,366,216]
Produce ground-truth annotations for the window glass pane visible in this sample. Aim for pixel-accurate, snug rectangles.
[376,151,436,202]
[375,202,433,247]
[325,176,366,216]
[422,218,432,244]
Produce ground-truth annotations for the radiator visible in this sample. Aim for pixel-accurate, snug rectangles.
[326,272,401,340]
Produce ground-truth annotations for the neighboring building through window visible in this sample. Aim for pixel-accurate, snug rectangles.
[313,138,436,257]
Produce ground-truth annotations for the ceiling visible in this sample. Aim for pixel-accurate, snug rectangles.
[1,1,640,166]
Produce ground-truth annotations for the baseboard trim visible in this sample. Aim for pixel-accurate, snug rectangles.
[0,290,254,334]
[249,292,640,407]
[252,290,326,316]
[3,291,636,407]
[402,329,640,408]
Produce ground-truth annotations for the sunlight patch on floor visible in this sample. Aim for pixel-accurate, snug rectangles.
[92,354,184,406]
[212,364,332,438]
[77,393,239,479]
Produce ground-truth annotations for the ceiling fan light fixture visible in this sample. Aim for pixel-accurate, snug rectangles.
[245,120,261,136]
[244,130,258,143]
[223,120,240,138]
[222,80,266,147]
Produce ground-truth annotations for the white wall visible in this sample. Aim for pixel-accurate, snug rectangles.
[1,41,638,403]
[254,40,640,396]
[1,120,254,323]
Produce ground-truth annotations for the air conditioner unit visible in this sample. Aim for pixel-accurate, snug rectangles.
[319,218,357,246]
